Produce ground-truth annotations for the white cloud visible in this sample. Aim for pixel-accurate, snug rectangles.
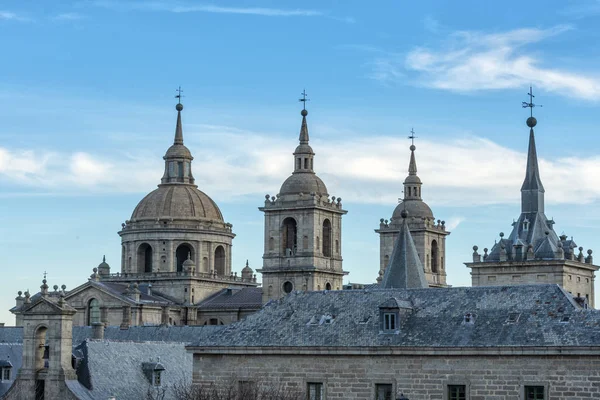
[53,13,85,21]
[1,126,600,208]
[372,25,600,101]
[91,1,323,17]
[0,11,29,21]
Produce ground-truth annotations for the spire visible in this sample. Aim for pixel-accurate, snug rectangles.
[403,128,422,201]
[174,86,184,145]
[293,89,315,174]
[520,87,545,213]
[381,210,429,289]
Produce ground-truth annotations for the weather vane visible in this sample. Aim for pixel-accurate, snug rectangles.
[299,89,309,110]
[522,85,541,117]
[175,86,184,103]
[408,128,417,146]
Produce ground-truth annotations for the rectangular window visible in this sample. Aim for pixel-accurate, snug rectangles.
[177,161,184,178]
[383,312,397,331]
[375,384,392,400]
[524,386,545,400]
[448,385,466,400]
[153,371,162,387]
[307,382,323,400]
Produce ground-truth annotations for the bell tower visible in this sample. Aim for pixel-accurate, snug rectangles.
[258,93,348,303]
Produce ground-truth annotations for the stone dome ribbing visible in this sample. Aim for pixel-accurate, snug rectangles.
[131,185,223,222]
[392,200,433,220]
[279,173,328,196]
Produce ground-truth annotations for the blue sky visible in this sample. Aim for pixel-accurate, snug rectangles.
[1,0,600,324]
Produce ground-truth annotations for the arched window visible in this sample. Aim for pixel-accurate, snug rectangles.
[34,326,48,371]
[87,299,101,326]
[322,219,332,257]
[281,218,297,256]
[176,244,193,273]
[325,282,332,291]
[431,240,439,273]
[303,235,309,250]
[214,246,226,276]
[137,243,153,273]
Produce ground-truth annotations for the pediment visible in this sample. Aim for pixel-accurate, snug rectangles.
[23,298,63,314]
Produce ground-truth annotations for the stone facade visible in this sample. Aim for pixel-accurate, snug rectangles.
[193,352,600,400]
[258,108,347,303]
[376,143,450,287]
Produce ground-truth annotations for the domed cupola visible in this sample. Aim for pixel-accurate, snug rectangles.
[278,106,329,198]
[375,129,450,288]
[117,91,244,298]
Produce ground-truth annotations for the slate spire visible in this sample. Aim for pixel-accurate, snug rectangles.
[520,106,545,213]
[174,102,184,145]
[293,90,315,174]
[381,210,429,289]
[403,129,422,201]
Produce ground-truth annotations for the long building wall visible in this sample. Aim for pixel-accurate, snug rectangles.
[193,352,600,399]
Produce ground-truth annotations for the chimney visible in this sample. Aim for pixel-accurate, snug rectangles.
[92,322,104,340]
[161,306,169,326]
[120,306,131,330]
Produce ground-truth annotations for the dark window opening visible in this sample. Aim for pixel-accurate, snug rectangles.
[323,219,332,257]
[431,240,439,273]
[282,218,297,256]
[87,299,100,326]
[325,282,332,291]
[375,384,393,400]
[214,246,226,276]
[448,385,466,400]
[176,244,193,273]
[525,386,545,400]
[137,243,153,273]
[283,281,293,294]
[304,158,308,169]
[383,312,397,331]
[307,382,323,400]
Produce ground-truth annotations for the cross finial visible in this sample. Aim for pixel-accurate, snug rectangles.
[522,85,542,117]
[175,86,184,104]
[408,128,417,146]
[299,89,309,110]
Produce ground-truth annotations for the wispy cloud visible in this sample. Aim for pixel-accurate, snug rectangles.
[0,11,30,22]
[91,1,323,17]
[52,12,85,21]
[2,126,600,208]
[370,25,600,101]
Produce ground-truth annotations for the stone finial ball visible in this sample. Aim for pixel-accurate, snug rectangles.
[176,103,183,111]
[53,285,58,290]
[400,209,408,219]
[410,145,416,151]
[473,245,479,251]
[579,247,584,251]
[93,267,98,273]
[526,116,537,128]
[61,284,66,290]
[301,109,308,117]
[588,249,593,255]
[499,232,504,238]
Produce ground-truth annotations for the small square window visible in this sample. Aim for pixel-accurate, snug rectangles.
[375,383,393,400]
[383,312,397,331]
[448,384,466,400]
[307,382,323,400]
[525,385,545,399]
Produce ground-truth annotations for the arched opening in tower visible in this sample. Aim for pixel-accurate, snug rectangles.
[431,240,439,273]
[87,298,100,326]
[281,218,297,256]
[137,243,153,273]
[214,246,226,276]
[34,325,48,371]
[323,219,332,257]
[176,244,193,273]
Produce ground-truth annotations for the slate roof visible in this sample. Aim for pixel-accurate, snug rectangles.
[0,342,21,398]
[191,284,600,348]
[74,340,192,400]
[197,287,262,310]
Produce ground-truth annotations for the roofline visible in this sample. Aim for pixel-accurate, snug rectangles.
[185,345,600,356]
[465,260,599,271]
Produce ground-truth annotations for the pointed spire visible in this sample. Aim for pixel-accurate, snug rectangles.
[174,102,184,145]
[408,145,417,176]
[520,87,545,213]
[299,109,309,144]
[403,129,422,201]
[381,210,429,289]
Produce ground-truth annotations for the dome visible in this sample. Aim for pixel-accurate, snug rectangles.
[404,175,422,184]
[392,200,433,220]
[279,173,328,196]
[131,185,224,222]
[164,143,192,159]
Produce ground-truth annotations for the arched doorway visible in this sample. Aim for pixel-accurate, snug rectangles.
[87,299,100,326]
[322,219,332,257]
[137,243,153,273]
[214,246,225,276]
[281,218,297,256]
[431,240,439,273]
[176,244,193,273]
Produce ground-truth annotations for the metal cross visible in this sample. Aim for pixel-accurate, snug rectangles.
[408,128,417,145]
[522,85,541,117]
[175,86,184,103]
[299,89,309,110]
